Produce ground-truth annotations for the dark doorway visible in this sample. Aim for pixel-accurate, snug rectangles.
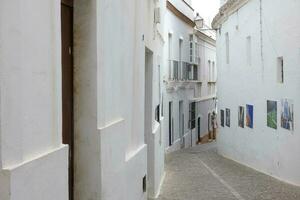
[169,102,173,146]
[197,117,201,142]
[61,0,74,199]
[179,101,184,148]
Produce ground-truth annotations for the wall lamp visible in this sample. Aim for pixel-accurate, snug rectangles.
[194,13,218,31]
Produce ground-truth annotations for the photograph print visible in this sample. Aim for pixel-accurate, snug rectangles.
[221,109,224,127]
[238,106,245,128]
[226,108,230,127]
[246,104,253,128]
[281,99,294,131]
[267,100,277,129]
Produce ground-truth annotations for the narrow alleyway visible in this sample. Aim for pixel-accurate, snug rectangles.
[158,143,300,200]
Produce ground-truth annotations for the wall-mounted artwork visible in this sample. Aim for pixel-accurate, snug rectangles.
[246,105,253,128]
[226,108,230,127]
[221,110,224,127]
[267,100,277,129]
[238,106,244,128]
[281,99,294,131]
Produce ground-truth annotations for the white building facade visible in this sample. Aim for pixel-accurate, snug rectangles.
[163,0,217,153]
[0,0,165,200]
[213,0,300,186]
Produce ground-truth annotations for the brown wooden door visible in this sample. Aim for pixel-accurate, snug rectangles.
[61,1,74,199]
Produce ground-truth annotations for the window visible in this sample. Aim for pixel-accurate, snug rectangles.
[179,39,183,79]
[277,57,284,83]
[208,60,211,81]
[212,62,215,81]
[225,33,230,64]
[195,42,199,65]
[187,64,193,80]
[155,105,160,122]
[195,83,201,98]
[193,65,198,80]
[168,33,172,79]
[173,61,179,80]
[211,84,215,94]
[182,62,188,80]
[246,36,252,66]
[161,94,164,117]
[189,102,196,129]
[190,42,193,63]
[207,84,211,95]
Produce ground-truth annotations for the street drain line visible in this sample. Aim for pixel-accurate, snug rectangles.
[199,159,246,200]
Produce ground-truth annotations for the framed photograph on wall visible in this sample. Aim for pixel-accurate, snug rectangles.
[226,108,230,127]
[267,100,277,129]
[221,109,224,127]
[238,106,245,128]
[246,104,254,128]
[281,99,294,131]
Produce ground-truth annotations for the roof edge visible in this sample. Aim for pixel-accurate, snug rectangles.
[167,1,196,28]
[211,0,250,29]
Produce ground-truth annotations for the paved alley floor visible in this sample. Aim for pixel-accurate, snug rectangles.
[158,142,300,200]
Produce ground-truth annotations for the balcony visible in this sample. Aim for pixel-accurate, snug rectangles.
[166,60,202,91]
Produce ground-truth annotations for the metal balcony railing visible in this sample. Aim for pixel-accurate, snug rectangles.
[169,60,200,82]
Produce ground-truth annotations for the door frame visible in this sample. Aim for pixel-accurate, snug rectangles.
[61,1,74,199]
[62,0,73,7]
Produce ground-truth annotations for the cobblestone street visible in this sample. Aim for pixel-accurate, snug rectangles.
[158,143,300,200]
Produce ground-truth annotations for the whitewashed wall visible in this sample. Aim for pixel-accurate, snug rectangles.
[163,3,196,153]
[216,0,300,186]
[0,0,68,199]
[74,0,147,199]
[196,36,217,138]
[163,0,217,153]
[144,0,166,198]
[74,0,165,199]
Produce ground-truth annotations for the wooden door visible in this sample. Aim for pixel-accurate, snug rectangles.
[61,1,74,199]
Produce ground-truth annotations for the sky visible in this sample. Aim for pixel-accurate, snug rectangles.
[191,0,220,27]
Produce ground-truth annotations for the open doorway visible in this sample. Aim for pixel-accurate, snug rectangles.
[197,117,201,143]
[169,101,174,146]
[179,101,184,148]
[61,0,74,199]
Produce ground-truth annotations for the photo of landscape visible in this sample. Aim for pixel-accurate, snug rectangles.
[238,106,244,128]
[226,108,230,127]
[267,100,277,129]
[246,105,253,128]
[281,99,294,131]
[221,109,224,127]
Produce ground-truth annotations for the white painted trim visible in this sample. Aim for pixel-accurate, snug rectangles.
[98,118,125,131]
[125,144,147,162]
[154,171,166,199]
[191,94,217,102]
[3,145,68,170]
[212,0,250,29]
[165,138,181,154]
[219,153,300,187]
[153,121,161,134]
